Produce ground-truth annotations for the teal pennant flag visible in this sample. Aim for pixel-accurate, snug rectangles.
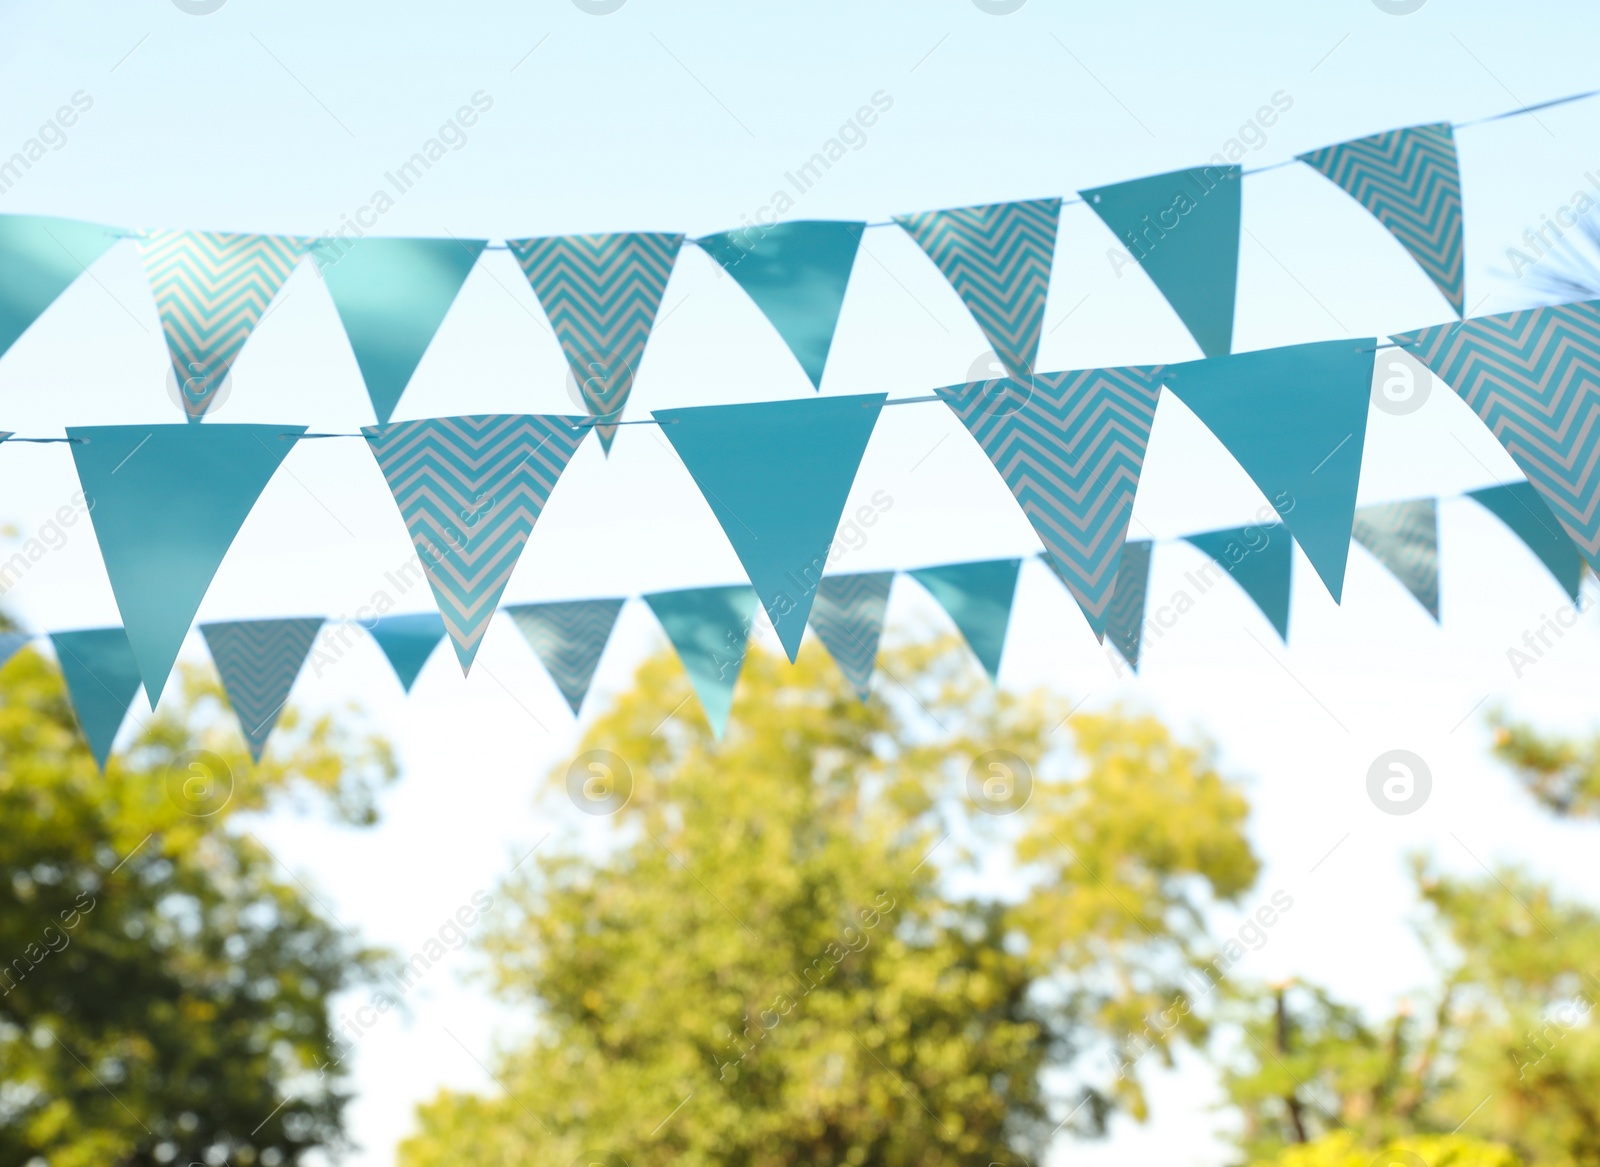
[909,559,1021,683]
[50,626,144,770]
[1468,481,1586,601]
[1185,524,1293,641]
[0,215,119,362]
[201,618,324,762]
[315,237,485,424]
[505,598,626,716]
[67,424,306,706]
[654,394,885,662]
[1351,498,1441,621]
[1161,338,1375,602]
[367,612,448,694]
[0,630,30,671]
[807,571,894,700]
[695,220,863,389]
[644,585,760,740]
[1102,539,1154,672]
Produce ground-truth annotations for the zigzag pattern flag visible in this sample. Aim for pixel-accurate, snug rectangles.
[504,598,625,716]
[139,231,310,421]
[1299,123,1465,317]
[1395,300,1600,570]
[807,572,893,700]
[894,199,1061,381]
[50,627,143,771]
[364,415,588,674]
[934,365,1163,639]
[1468,480,1586,601]
[508,232,684,453]
[1351,498,1440,620]
[1103,539,1154,671]
[200,618,324,761]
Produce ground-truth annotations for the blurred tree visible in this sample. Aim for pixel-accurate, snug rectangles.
[1252,1131,1521,1167]
[1487,709,1600,819]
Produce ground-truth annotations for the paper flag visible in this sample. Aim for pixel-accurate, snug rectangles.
[1104,539,1154,671]
[139,231,311,421]
[935,366,1163,639]
[644,585,760,740]
[894,199,1061,380]
[1396,301,1600,571]
[654,394,885,662]
[363,415,588,674]
[1081,165,1241,357]
[807,571,893,700]
[1161,338,1375,602]
[200,618,324,762]
[504,598,626,716]
[695,220,863,388]
[508,232,684,453]
[1468,481,1585,601]
[909,559,1021,682]
[0,630,32,671]
[1185,524,1293,641]
[1299,123,1464,317]
[0,215,120,361]
[316,237,485,424]
[50,627,143,770]
[367,612,447,693]
[1351,498,1440,620]
[67,424,306,706]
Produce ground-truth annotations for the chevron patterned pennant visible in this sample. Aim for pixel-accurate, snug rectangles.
[1351,498,1440,621]
[935,365,1163,640]
[1102,539,1153,672]
[807,571,893,700]
[1395,300,1600,570]
[508,232,684,454]
[895,199,1061,381]
[139,231,311,420]
[1299,123,1465,317]
[505,598,625,716]
[363,415,588,673]
[200,618,324,761]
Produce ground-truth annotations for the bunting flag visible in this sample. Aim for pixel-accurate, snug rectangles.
[1298,123,1465,317]
[0,215,120,361]
[367,612,448,693]
[67,424,307,706]
[504,598,625,716]
[695,220,863,389]
[508,232,684,453]
[1080,165,1241,357]
[1103,539,1154,671]
[654,394,885,661]
[644,585,759,739]
[1395,301,1600,571]
[0,630,32,671]
[200,618,324,761]
[894,199,1061,381]
[909,559,1021,682]
[1351,498,1441,620]
[50,627,143,770]
[1161,338,1376,602]
[807,571,893,700]
[315,237,486,425]
[1467,481,1585,601]
[138,231,311,421]
[363,415,588,674]
[1185,523,1293,641]
[934,365,1164,639]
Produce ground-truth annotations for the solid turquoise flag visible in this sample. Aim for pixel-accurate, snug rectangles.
[50,627,143,770]
[1468,482,1585,601]
[67,424,306,706]
[367,612,447,693]
[695,221,863,388]
[201,618,324,762]
[1161,339,1375,603]
[1185,524,1293,641]
[0,215,119,361]
[644,585,759,740]
[1080,166,1241,357]
[505,598,626,716]
[808,572,894,700]
[315,237,486,424]
[909,559,1021,682]
[654,394,885,662]
[1352,498,1440,621]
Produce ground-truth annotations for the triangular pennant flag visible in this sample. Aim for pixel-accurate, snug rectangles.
[695,220,863,388]
[1161,339,1375,602]
[200,618,323,762]
[139,230,310,421]
[1352,498,1441,620]
[50,627,143,770]
[1103,539,1154,672]
[67,424,307,706]
[1396,301,1600,571]
[909,560,1021,682]
[0,432,10,444]
[1184,524,1293,641]
[316,237,486,424]
[807,571,894,700]
[363,415,587,674]
[1299,123,1464,317]
[0,215,120,361]
[0,630,32,671]
[367,612,448,693]
[508,232,684,454]
[654,394,885,662]
[644,585,760,740]
[934,366,1164,638]
[1467,481,1585,601]
[504,598,626,716]
[894,199,1061,380]
[1080,166,1241,357]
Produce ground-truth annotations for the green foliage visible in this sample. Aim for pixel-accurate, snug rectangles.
[1252,1131,1522,1167]
[1487,710,1600,819]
